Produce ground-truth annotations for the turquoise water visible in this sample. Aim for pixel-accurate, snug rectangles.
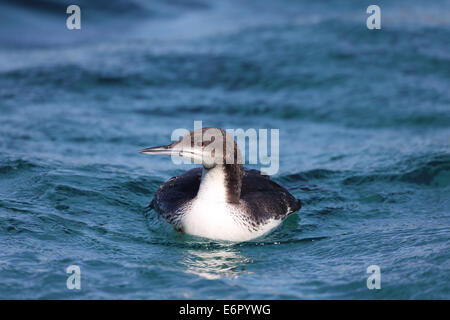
[0,0,449,299]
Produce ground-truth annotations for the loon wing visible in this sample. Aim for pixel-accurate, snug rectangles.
[151,167,202,223]
[240,169,301,223]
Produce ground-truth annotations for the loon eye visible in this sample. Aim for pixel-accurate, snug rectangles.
[202,136,215,147]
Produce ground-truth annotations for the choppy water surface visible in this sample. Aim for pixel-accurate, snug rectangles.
[0,0,449,299]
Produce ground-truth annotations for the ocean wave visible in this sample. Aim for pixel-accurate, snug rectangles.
[2,17,448,129]
[281,169,341,182]
[343,154,450,187]
[1,0,209,18]
[0,159,40,175]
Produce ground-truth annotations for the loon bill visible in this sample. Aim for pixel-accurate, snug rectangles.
[139,127,301,242]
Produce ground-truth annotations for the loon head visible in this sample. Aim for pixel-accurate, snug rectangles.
[140,127,243,203]
[139,127,242,169]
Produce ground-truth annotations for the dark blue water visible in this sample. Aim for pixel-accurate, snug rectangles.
[0,0,449,299]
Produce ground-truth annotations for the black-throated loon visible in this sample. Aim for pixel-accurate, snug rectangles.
[139,127,301,242]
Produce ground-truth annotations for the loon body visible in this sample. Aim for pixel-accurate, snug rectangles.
[140,127,301,242]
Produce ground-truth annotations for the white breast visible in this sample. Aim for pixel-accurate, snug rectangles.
[179,165,281,241]
[180,200,281,242]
